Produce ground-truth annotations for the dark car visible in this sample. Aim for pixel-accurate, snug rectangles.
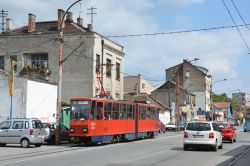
[43,123,69,144]
[159,121,166,133]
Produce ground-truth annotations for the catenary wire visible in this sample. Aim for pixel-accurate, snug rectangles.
[230,0,250,30]
[221,0,250,54]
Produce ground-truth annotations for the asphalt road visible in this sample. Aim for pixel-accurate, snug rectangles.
[0,127,249,166]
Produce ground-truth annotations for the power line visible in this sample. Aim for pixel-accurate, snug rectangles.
[221,0,250,54]
[230,0,249,30]
[104,23,250,38]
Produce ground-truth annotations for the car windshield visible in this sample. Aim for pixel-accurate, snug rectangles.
[168,122,175,125]
[186,123,211,131]
[71,100,91,120]
[218,124,229,129]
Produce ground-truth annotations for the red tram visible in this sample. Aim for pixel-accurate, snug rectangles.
[69,98,160,144]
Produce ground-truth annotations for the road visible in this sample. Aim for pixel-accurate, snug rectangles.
[0,126,249,166]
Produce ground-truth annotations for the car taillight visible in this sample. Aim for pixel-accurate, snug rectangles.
[184,132,188,138]
[209,132,214,138]
[70,128,75,133]
[30,129,34,135]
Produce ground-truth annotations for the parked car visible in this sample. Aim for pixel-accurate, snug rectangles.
[158,121,166,133]
[179,122,187,131]
[244,122,250,132]
[43,122,69,144]
[183,121,223,151]
[0,118,45,148]
[214,121,236,143]
[165,122,177,131]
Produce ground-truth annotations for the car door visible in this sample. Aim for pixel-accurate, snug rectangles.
[0,121,12,143]
[213,123,222,145]
[8,121,24,144]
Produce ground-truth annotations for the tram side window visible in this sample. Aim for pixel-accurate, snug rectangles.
[104,102,112,120]
[90,101,96,120]
[96,102,103,120]
[127,104,133,120]
[113,103,119,120]
[121,104,127,120]
[140,106,146,120]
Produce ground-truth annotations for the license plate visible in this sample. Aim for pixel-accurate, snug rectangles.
[193,135,204,138]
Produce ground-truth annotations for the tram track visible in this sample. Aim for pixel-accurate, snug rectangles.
[227,146,250,166]
[0,145,85,162]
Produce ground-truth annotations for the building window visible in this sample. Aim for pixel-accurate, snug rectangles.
[31,54,48,68]
[106,58,111,77]
[0,56,4,70]
[185,69,190,78]
[96,54,101,73]
[116,62,120,80]
[10,55,17,71]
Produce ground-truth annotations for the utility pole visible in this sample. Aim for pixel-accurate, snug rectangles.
[87,6,97,27]
[56,0,82,145]
[0,10,8,32]
[175,73,180,131]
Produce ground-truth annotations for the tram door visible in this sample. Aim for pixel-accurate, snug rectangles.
[135,104,139,138]
[104,102,112,135]
[95,102,103,135]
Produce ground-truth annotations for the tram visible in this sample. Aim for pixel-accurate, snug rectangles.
[69,98,160,144]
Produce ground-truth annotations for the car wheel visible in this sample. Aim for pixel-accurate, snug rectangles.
[35,143,42,147]
[0,143,6,147]
[218,142,223,149]
[21,139,30,148]
[212,141,218,151]
[184,145,189,151]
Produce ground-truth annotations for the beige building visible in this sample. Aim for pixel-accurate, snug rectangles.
[124,75,155,95]
[0,9,124,103]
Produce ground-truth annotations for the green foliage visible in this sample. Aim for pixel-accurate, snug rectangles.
[212,92,240,112]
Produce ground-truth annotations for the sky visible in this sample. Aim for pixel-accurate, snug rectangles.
[1,0,250,95]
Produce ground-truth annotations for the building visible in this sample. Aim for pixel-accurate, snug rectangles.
[151,81,195,123]
[0,72,57,122]
[124,74,155,95]
[212,102,230,121]
[0,10,124,103]
[232,92,250,106]
[164,59,212,120]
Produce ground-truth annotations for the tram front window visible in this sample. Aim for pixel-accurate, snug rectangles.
[71,100,91,120]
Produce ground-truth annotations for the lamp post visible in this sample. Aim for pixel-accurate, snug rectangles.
[210,79,227,120]
[56,0,82,145]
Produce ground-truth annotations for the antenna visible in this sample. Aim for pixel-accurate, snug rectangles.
[0,10,8,32]
[87,6,97,26]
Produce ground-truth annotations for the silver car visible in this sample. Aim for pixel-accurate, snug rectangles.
[0,118,45,148]
[183,121,223,151]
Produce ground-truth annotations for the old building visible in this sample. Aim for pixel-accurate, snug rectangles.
[124,74,155,95]
[164,59,211,120]
[151,81,195,123]
[0,10,124,103]
[232,92,250,106]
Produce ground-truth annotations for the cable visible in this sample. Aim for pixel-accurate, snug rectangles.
[221,0,250,54]
[62,42,84,63]
[230,0,249,30]
[104,24,249,38]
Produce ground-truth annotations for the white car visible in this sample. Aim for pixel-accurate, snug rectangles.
[183,121,223,151]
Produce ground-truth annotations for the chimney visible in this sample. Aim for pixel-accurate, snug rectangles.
[87,24,93,31]
[66,12,73,22]
[6,18,13,31]
[77,17,83,26]
[28,13,36,33]
[58,9,65,30]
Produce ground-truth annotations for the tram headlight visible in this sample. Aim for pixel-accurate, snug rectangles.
[70,128,75,133]
[82,128,88,133]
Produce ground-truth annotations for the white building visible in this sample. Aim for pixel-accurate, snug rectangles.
[0,73,57,122]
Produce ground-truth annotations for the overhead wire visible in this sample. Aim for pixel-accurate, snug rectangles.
[230,0,250,30]
[221,0,250,54]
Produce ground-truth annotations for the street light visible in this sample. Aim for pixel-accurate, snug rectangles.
[56,0,82,145]
[210,78,227,120]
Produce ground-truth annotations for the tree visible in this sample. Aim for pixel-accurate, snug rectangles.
[212,92,240,112]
